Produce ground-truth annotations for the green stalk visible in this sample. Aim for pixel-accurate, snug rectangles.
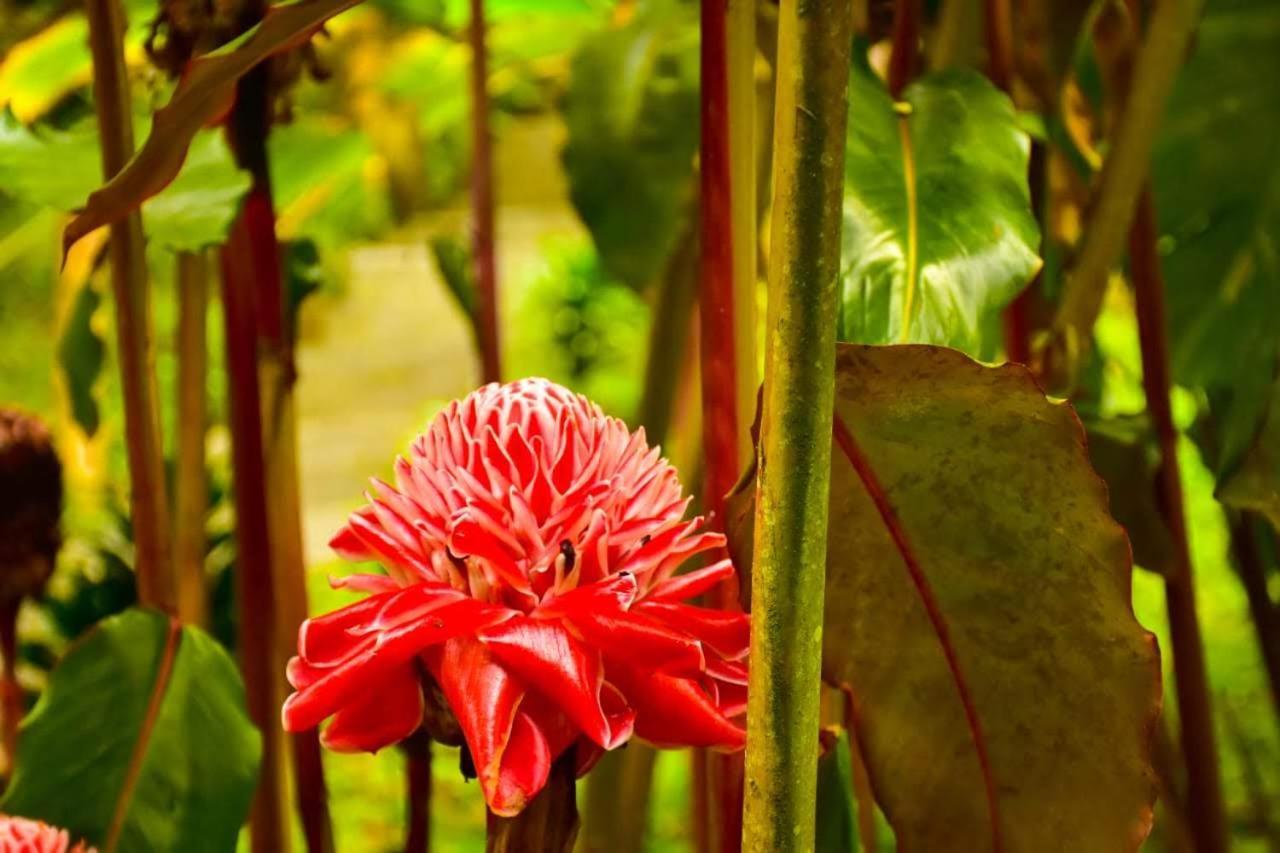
[742,1,851,849]
[85,0,174,611]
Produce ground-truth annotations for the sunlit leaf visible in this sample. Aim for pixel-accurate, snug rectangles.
[0,111,250,251]
[2,608,261,851]
[0,18,93,123]
[839,61,1041,354]
[56,279,105,437]
[62,0,365,252]
[561,0,699,290]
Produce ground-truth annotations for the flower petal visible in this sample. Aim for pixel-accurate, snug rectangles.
[633,600,750,660]
[608,664,746,750]
[647,558,736,601]
[320,663,425,753]
[479,617,634,750]
[283,596,509,732]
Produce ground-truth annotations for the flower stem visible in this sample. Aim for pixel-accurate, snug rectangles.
[742,0,851,849]
[699,0,757,845]
[174,251,209,627]
[486,752,578,852]
[469,0,501,384]
[85,0,174,611]
[887,0,920,98]
[404,732,432,852]
[1129,188,1228,853]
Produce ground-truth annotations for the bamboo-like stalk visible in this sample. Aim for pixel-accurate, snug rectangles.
[698,0,757,847]
[1047,0,1203,386]
[469,0,501,384]
[742,0,852,848]
[1129,189,1228,853]
[85,0,174,611]
[174,251,209,626]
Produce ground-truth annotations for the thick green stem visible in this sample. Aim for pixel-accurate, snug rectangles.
[174,251,209,627]
[85,0,174,611]
[1130,189,1228,853]
[1046,0,1202,389]
[742,1,851,849]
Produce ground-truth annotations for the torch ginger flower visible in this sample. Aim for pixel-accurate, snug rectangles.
[0,816,94,853]
[282,379,748,815]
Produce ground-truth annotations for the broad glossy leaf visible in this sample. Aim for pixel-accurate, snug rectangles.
[1084,416,1174,576]
[56,279,105,437]
[0,111,250,251]
[561,0,699,290]
[63,0,364,252]
[0,19,93,122]
[839,63,1040,354]
[1152,0,1280,495]
[2,608,261,851]
[822,345,1159,852]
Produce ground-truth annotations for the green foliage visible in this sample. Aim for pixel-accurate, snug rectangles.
[839,60,1040,354]
[815,731,859,853]
[2,609,260,851]
[561,0,699,290]
[1152,0,1280,525]
[56,278,105,436]
[430,233,477,323]
[0,110,250,251]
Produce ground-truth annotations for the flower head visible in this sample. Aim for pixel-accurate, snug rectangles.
[0,816,93,853]
[283,379,748,815]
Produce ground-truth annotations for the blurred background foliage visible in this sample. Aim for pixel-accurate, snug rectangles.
[0,0,1278,849]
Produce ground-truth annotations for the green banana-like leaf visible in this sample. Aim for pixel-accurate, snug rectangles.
[839,61,1041,354]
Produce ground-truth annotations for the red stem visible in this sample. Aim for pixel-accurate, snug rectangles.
[832,414,1003,853]
[699,0,745,847]
[0,599,20,776]
[1003,141,1046,364]
[982,0,1014,93]
[1129,188,1228,853]
[469,0,501,384]
[887,0,921,99]
[1231,514,1280,730]
[221,206,287,853]
[405,735,432,852]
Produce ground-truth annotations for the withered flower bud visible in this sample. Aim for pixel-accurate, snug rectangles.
[0,409,62,605]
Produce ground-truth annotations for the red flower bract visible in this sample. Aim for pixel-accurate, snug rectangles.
[0,816,93,853]
[282,379,748,815]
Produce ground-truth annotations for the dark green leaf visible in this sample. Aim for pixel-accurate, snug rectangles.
[816,730,859,853]
[1152,0,1280,497]
[55,278,105,437]
[561,0,699,290]
[2,608,261,851]
[839,63,1041,353]
[430,233,476,322]
[1084,415,1174,576]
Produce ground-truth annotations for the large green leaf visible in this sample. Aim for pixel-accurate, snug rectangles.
[1152,0,1280,507]
[2,608,261,852]
[561,0,699,290]
[815,730,859,853]
[729,344,1161,852]
[0,111,250,251]
[839,62,1040,354]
